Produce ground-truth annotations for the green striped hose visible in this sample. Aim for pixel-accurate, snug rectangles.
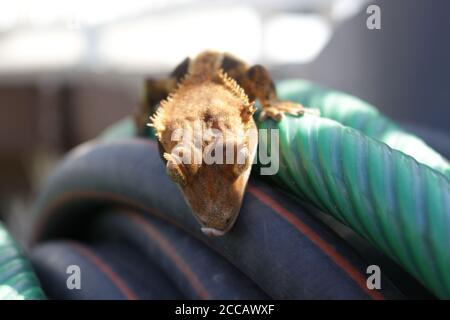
[101,79,450,298]
[257,80,450,298]
[0,222,45,299]
[275,80,450,178]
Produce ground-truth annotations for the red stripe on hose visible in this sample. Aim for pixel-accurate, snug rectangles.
[69,242,138,300]
[124,212,211,300]
[248,185,385,301]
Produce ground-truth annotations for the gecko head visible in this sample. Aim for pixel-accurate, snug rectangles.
[150,69,258,236]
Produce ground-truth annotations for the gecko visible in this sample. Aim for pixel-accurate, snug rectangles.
[135,51,308,236]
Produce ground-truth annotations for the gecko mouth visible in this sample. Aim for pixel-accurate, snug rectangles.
[201,227,226,237]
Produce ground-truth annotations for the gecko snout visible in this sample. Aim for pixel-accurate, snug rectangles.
[201,227,226,237]
[200,216,233,237]
[196,206,238,237]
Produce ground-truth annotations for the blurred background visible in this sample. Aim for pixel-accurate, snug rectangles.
[1,0,449,239]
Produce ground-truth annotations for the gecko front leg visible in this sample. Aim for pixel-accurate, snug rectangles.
[243,65,318,122]
[216,54,312,122]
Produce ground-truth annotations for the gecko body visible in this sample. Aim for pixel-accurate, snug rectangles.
[137,51,306,236]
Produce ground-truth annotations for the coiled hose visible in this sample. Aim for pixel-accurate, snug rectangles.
[99,78,450,298]
[256,80,450,298]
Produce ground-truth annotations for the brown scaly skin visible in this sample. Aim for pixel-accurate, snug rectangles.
[137,51,307,236]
